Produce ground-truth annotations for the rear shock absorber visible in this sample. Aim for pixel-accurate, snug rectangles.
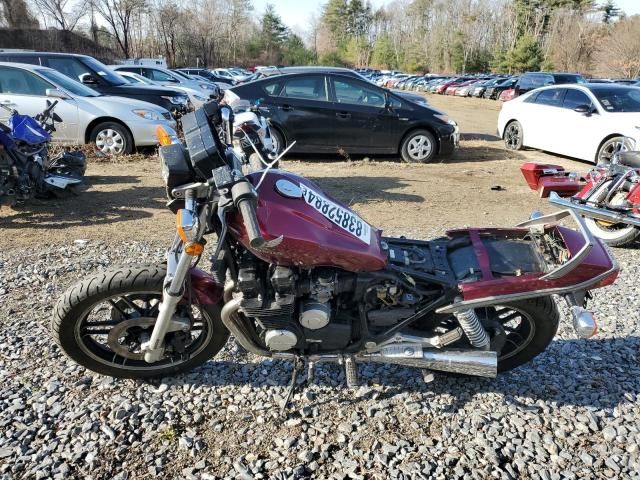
[454,308,490,349]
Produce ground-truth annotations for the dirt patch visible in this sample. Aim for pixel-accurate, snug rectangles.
[0,95,592,250]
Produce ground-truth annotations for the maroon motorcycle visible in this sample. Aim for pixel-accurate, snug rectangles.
[52,102,619,392]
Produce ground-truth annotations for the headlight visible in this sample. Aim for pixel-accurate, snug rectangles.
[132,109,164,121]
[434,113,450,123]
[161,95,188,105]
[200,83,215,90]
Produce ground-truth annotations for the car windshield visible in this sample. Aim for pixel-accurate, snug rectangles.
[593,87,640,112]
[37,69,101,97]
[172,70,191,80]
[556,74,586,84]
[82,56,127,85]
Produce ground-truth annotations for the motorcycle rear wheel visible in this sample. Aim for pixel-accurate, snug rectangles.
[584,218,640,247]
[51,265,229,378]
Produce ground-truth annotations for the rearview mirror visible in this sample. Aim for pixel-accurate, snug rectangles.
[574,104,594,115]
[79,73,98,85]
[45,88,69,99]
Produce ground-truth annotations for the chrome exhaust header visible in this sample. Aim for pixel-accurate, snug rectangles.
[549,191,640,227]
[359,344,497,378]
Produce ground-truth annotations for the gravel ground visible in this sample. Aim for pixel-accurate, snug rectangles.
[1,238,639,480]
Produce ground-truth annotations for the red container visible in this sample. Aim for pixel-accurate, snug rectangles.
[520,162,584,197]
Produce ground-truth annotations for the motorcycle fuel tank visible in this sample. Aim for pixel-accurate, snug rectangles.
[227,170,387,272]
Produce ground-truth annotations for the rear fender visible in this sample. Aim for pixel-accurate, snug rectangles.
[626,182,640,212]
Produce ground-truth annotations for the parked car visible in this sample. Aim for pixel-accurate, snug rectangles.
[514,72,585,97]
[499,88,516,101]
[0,62,177,155]
[0,52,190,118]
[115,70,211,109]
[485,77,517,99]
[229,72,459,162]
[175,68,234,86]
[212,68,252,83]
[111,65,218,100]
[248,66,431,107]
[498,83,640,163]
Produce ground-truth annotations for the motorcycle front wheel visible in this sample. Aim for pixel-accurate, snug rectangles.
[51,265,229,378]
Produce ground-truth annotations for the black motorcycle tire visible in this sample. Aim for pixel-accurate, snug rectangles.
[495,297,559,373]
[52,265,229,378]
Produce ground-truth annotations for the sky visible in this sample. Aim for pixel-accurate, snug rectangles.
[253,0,640,31]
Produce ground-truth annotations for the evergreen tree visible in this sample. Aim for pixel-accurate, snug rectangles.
[260,4,288,63]
[504,35,543,73]
[600,0,621,23]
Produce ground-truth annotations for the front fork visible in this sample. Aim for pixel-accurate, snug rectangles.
[141,244,193,363]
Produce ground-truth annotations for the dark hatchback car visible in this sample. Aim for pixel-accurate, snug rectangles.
[515,72,585,97]
[229,72,459,163]
[0,52,190,116]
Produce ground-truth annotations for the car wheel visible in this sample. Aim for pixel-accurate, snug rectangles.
[400,129,437,163]
[596,136,629,164]
[270,128,285,156]
[90,122,133,155]
[503,120,524,150]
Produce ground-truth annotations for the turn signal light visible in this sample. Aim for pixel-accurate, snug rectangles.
[184,242,205,256]
[176,210,187,242]
[156,126,172,146]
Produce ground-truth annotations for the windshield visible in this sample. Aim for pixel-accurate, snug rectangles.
[556,74,585,84]
[593,87,640,112]
[172,70,192,80]
[82,57,127,85]
[37,69,100,97]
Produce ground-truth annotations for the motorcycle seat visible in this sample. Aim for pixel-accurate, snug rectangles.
[617,151,640,168]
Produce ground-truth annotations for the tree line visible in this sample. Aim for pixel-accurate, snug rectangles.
[0,0,638,78]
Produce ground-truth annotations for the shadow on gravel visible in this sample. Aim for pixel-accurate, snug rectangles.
[166,336,640,412]
[0,178,164,230]
[460,133,500,141]
[448,143,524,164]
[308,176,425,205]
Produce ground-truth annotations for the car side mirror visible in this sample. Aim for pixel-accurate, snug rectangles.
[45,88,69,99]
[79,73,98,85]
[574,104,594,115]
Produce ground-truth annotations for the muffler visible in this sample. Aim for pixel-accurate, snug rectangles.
[549,192,640,227]
[359,345,497,378]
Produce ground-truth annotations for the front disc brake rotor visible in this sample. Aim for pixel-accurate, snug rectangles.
[107,317,156,360]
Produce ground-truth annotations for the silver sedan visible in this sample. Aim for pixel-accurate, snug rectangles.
[0,62,177,155]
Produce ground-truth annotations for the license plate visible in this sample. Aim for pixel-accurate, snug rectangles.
[300,184,371,245]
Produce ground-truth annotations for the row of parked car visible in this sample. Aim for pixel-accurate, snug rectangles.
[359,69,640,103]
[0,51,267,154]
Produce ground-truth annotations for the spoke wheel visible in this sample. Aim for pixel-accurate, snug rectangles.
[504,120,523,150]
[401,129,437,163]
[597,136,632,164]
[95,129,125,155]
[52,265,229,378]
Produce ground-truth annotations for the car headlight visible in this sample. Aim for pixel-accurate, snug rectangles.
[200,83,215,90]
[132,109,164,121]
[161,95,188,105]
[434,113,450,123]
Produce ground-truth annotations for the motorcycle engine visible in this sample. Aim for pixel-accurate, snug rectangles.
[235,255,354,352]
[0,149,42,206]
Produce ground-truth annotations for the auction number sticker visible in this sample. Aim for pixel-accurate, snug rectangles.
[300,184,371,245]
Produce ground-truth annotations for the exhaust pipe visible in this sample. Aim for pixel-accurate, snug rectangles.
[549,192,640,227]
[360,348,497,378]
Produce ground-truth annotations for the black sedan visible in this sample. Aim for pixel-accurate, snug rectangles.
[228,72,459,163]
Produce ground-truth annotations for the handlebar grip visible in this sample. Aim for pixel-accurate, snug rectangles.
[237,198,264,248]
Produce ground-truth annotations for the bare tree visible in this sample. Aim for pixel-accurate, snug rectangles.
[596,16,640,79]
[94,0,146,58]
[0,0,39,28]
[32,0,85,31]
[546,9,600,74]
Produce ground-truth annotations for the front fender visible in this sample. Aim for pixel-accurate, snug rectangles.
[189,267,224,305]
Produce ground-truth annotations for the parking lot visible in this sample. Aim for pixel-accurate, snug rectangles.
[1,95,639,479]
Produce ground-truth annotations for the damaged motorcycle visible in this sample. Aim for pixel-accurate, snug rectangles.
[0,100,86,206]
[522,148,640,247]
[52,101,619,393]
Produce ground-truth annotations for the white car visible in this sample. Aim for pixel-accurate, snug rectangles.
[115,70,209,109]
[498,84,640,163]
[0,62,177,155]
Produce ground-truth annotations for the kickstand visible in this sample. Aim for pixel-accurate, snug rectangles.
[280,357,304,414]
